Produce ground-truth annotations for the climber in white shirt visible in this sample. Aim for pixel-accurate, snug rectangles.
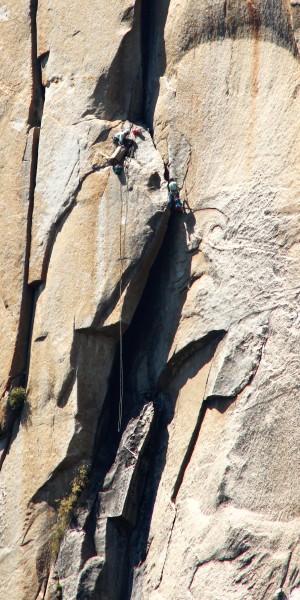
[113,128,131,146]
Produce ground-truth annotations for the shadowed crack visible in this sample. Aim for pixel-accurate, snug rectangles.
[171,392,235,504]
[154,505,177,591]
[29,0,44,127]
[0,0,45,470]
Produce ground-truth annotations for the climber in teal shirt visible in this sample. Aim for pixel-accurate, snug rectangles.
[168,178,183,212]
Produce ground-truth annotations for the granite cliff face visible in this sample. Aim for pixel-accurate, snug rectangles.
[1,1,300,598]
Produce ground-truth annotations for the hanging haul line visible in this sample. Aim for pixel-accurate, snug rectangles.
[118,177,124,433]
[117,155,131,432]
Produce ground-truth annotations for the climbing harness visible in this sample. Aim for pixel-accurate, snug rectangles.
[175,200,184,212]
[169,191,184,213]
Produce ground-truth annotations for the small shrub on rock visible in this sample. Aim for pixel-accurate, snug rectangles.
[8,387,26,412]
[51,465,88,559]
[0,397,13,438]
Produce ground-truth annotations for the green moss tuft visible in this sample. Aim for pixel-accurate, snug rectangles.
[51,465,88,559]
[7,387,26,412]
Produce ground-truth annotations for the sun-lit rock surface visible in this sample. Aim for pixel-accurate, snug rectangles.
[1,0,300,598]
[0,1,35,390]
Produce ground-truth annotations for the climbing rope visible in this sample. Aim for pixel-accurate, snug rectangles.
[118,179,124,433]
[117,153,132,432]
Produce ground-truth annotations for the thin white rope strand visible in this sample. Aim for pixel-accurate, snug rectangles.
[118,177,124,433]
[117,154,132,433]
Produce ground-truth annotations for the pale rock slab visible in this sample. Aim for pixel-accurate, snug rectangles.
[0,1,168,598]
[0,128,167,597]
[0,0,34,387]
[2,0,300,599]
[131,2,300,599]
[29,0,144,282]
[53,403,156,600]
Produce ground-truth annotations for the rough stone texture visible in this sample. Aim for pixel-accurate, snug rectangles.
[0,2,167,598]
[1,0,300,599]
[129,1,300,599]
[53,403,156,600]
[0,1,34,388]
[0,132,166,598]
